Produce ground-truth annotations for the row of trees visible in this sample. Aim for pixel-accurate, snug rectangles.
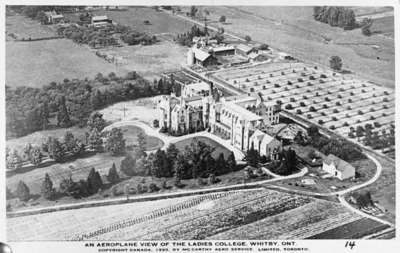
[175,25,208,47]
[6,72,175,138]
[313,6,357,30]
[302,126,365,162]
[349,124,395,150]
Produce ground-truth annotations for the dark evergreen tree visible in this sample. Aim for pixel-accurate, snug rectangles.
[87,167,103,194]
[16,180,30,202]
[57,96,71,127]
[226,151,237,172]
[41,173,56,200]
[87,112,106,132]
[107,163,120,184]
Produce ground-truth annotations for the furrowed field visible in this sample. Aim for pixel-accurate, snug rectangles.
[7,189,389,240]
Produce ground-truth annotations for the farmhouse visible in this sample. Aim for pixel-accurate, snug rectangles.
[322,154,355,180]
[44,11,64,24]
[91,15,113,27]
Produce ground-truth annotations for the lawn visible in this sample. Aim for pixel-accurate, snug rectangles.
[6,39,127,88]
[187,6,394,88]
[117,125,164,151]
[174,136,232,159]
[98,97,159,125]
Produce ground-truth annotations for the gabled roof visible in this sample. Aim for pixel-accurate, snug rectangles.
[92,15,109,21]
[236,44,254,53]
[323,154,355,172]
[192,48,211,62]
[213,45,235,52]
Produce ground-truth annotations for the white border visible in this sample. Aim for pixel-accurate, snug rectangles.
[1,0,399,252]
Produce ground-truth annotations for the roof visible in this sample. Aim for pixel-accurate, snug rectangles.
[213,45,235,52]
[92,15,109,21]
[184,82,210,92]
[323,154,355,172]
[236,44,254,53]
[52,14,64,19]
[224,102,262,122]
[192,48,211,62]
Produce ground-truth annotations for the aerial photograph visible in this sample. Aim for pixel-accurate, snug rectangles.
[5,5,395,241]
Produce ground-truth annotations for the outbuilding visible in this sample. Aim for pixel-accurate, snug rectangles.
[322,154,355,180]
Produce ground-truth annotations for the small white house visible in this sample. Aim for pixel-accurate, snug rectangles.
[322,154,355,180]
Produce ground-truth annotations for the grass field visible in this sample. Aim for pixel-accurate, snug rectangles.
[97,40,187,80]
[118,125,163,151]
[6,14,56,40]
[98,97,159,125]
[6,126,88,152]
[6,39,127,88]
[188,6,394,88]
[174,136,232,159]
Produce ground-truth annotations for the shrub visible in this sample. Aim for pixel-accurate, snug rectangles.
[290,97,296,102]
[320,74,327,78]
[153,119,159,128]
[319,79,324,83]
[274,83,280,88]
[332,116,338,121]
[318,119,324,125]
[329,125,336,130]
[287,81,292,85]
[335,101,341,106]
[321,112,326,116]
[297,78,304,82]
[333,109,339,113]
[309,106,316,112]
[296,109,302,114]
[323,104,328,109]
[300,102,306,107]
[285,104,293,110]
[307,114,312,119]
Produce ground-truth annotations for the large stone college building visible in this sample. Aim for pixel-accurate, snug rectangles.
[157,81,282,160]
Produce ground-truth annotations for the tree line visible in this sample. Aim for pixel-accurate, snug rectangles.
[297,126,365,162]
[7,137,238,203]
[6,72,176,139]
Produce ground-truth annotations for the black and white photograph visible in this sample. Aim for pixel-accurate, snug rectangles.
[1,0,398,251]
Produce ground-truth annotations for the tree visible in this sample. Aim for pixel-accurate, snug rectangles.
[87,167,103,195]
[189,6,198,17]
[150,149,171,178]
[226,151,236,172]
[6,149,22,171]
[16,181,30,201]
[107,163,120,184]
[88,128,103,152]
[215,153,227,175]
[174,154,186,185]
[104,128,126,156]
[87,112,106,132]
[29,146,42,166]
[120,154,136,176]
[41,173,56,200]
[329,56,343,71]
[166,143,179,171]
[57,96,71,127]
[246,147,259,167]
[136,131,147,158]
[219,15,226,23]
[244,35,252,42]
[47,137,65,162]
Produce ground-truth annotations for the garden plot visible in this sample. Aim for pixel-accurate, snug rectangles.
[208,199,363,239]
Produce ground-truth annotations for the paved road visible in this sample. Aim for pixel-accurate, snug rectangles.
[103,120,246,160]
